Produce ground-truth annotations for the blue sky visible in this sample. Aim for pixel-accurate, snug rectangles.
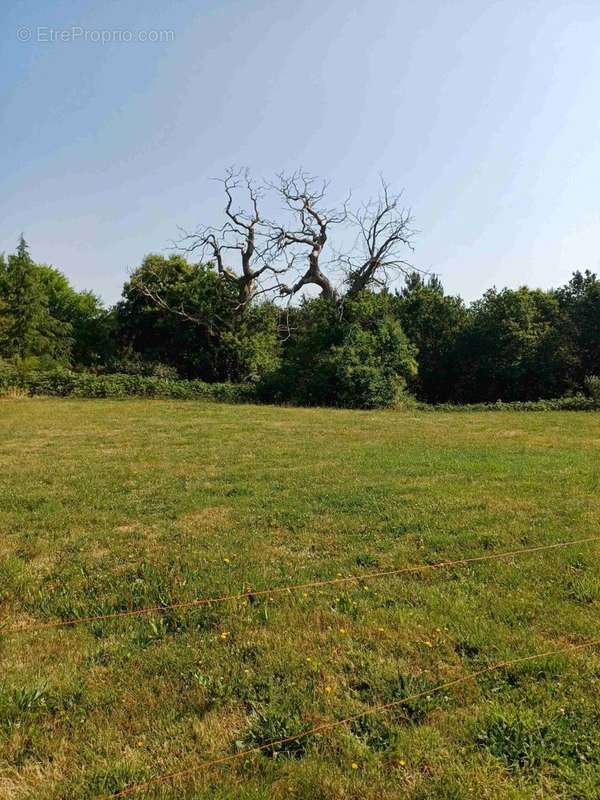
[1,0,599,304]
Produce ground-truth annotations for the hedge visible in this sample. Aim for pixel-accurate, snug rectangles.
[1,367,599,411]
[0,368,257,402]
[419,396,600,412]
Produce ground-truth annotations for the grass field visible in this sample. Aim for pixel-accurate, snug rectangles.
[1,399,600,799]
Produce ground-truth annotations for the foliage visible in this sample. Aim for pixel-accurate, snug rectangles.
[104,351,179,378]
[35,264,115,367]
[453,287,579,403]
[259,293,417,409]
[117,254,281,382]
[421,394,599,412]
[0,366,256,402]
[0,238,114,369]
[584,375,600,402]
[0,237,72,364]
[556,271,600,381]
[395,273,467,403]
[3,235,600,409]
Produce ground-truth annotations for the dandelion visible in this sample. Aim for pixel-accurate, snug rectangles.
[424,640,432,648]
[399,759,406,767]
[220,631,230,640]
[325,686,332,693]
[339,628,347,634]
[223,557,230,564]
[351,762,358,770]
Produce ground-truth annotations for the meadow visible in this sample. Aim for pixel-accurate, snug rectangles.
[1,399,600,799]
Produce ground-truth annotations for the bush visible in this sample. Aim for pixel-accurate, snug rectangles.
[258,293,417,409]
[0,367,256,403]
[425,395,599,412]
[105,354,179,379]
[584,375,600,402]
[0,359,20,394]
[2,363,599,412]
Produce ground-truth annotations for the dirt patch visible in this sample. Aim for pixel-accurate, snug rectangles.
[177,506,231,533]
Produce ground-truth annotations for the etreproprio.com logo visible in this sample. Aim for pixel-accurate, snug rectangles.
[17,26,175,43]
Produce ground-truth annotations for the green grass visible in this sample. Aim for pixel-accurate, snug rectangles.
[1,399,600,799]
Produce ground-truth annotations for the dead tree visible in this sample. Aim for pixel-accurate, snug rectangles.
[132,172,417,335]
[179,168,285,311]
[270,171,348,302]
[342,178,415,297]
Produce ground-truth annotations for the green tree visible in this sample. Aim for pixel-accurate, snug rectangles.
[556,271,600,382]
[118,254,280,382]
[396,273,467,402]
[455,287,577,402]
[36,265,114,366]
[260,292,417,409]
[0,237,72,364]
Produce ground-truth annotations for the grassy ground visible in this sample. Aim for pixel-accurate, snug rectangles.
[1,399,600,800]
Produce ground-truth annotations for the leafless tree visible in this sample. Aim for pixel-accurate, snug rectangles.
[132,171,417,336]
[178,167,286,310]
[269,171,349,302]
[342,178,416,297]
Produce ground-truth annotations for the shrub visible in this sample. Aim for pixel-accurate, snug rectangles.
[584,375,600,402]
[105,354,179,379]
[258,293,417,409]
[0,367,256,403]
[426,395,599,412]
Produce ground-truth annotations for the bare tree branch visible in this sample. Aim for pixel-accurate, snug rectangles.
[342,177,417,297]
[178,167,285,308]
[132,171,419,345]
[269,171,349,302]
[129,267,226,334]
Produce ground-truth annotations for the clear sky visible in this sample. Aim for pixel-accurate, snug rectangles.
[1,0,599,304]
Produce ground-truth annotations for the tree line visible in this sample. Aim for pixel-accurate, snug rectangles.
[1,170,599,408]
